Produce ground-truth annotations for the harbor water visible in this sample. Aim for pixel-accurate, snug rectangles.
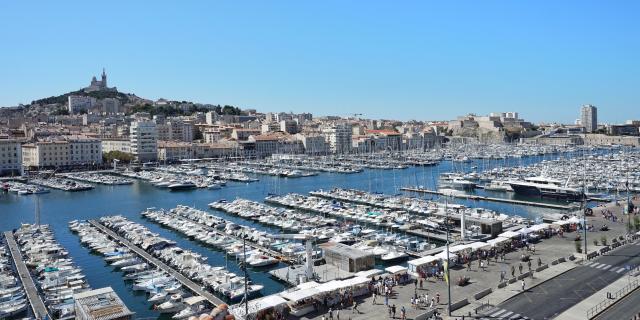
[0,151,609,318]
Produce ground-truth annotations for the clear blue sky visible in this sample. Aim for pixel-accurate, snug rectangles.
[1,1,638,123]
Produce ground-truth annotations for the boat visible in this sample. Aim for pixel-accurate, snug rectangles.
[167,182,197,191]
[508,176,583,200]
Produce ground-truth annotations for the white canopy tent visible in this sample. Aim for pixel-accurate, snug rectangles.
[280,288,320,302]
[499,230,522,239]
[385,265,408,274]
[486,237,511,247]
[528,223,550,232]
[467,241,491,251]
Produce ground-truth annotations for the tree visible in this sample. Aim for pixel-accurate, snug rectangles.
[103,151,134,164]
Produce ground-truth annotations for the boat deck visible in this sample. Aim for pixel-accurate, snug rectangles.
[88,220,225,307]
[4,231,51,320]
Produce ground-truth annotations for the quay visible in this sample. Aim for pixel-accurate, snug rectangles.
[87,220,225,307]
[401,187,576,210]
[4,231,51,320]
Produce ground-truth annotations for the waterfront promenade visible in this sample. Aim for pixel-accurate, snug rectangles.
[88,219,225,307]
[4,231,51,320]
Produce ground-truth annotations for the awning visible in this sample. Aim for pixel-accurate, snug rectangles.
[341,276,370,287]
[385,265,408,274]
[499,230,522,239]
[295,281,320,290]
[408,255,441,267]
[280,288,320,302]
[518,227,533,235]
[316,280,344,293]
[354,269,383,278]
[467,241,490,251]
[486,237,511,247]
[528,223,550,232]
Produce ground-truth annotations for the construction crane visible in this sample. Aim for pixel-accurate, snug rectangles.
[267,234,317,282]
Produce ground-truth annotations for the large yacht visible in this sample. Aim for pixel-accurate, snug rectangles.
[508,176,583,200]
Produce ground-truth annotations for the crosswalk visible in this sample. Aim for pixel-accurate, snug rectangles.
[583,261,627,274]
[479,307,531,319]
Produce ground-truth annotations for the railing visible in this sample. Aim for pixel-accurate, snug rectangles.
[586,278,640,319]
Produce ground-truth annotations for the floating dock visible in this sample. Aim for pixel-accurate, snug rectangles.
[88,220,225,307]
[4,231,51,320]
[401,187,576,210]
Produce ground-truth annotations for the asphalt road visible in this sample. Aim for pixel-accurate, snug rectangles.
[485,242,640,320]
[595,286,640,320]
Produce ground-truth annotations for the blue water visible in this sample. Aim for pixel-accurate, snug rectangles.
[0,150,605,318]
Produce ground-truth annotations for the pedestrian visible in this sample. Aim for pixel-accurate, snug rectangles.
[532,244,536,254]
[392,304,396,319]
[337,309,340,320]
[511,265,515,277]
[401,306,406,320]
[500,270,505,282]
[372,292,377,305]
[388,306,392,318]
[481,260,485,271]
[436,292,440,304]
[519,263,523,274]
[521,279,525,292]
[430,298,434,308]
[329,308,333,320]
[353,301,358,314]
[385,293,389,306]
[528,260,532,271]
[414,278,418,289]
[467,261,471,271]
[538,257,542,267]
[419,278,423,289]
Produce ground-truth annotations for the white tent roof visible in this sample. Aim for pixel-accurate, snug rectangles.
[232,295,288,318]
[385,265,408,274]
[341,276,370,287]
[552,220,571,226]
[408,255,441,267]
[354,269,383,278]
[486,237,511,246]
[449,244,472,253]
[316,280,344,293]
[528,223,550,232]
[296,281,321,290]
[280,287,320,302]
[434,250,457,261]
[518,227,533,235]
[567,216,581,223]
[499,230,522,238]
[467,241,490,250]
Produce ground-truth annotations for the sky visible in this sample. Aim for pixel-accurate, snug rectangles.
[0,1,638,123]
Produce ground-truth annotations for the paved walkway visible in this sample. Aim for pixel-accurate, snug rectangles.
[4,231,51,320]
[88,220,225,306]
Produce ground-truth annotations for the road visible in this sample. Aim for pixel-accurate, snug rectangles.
[595,286,640,320]
[482,241,640,319]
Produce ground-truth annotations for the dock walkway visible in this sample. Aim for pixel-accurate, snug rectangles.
[4,231,51,320]
[401,187,576,210]
[88,220,224,307]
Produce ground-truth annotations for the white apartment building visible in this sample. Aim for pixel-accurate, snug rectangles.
[0,139,22,176]
[205,111,218,125]
[102,98,120,114]
[101,139,131,153]
[68,95,97,114]
[323,123,352,154]
[130,120,158,162]
[295,134,329,155]
[22,138,102,168]
[581,104,598,133]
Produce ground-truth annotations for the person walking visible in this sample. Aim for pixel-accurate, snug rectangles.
[436,292,440,304]
[528,260,532,272]
[353,301,359,314]
[385,292,389,306]
[419,278,423,289]
[372,292,377,305]
[337,309,340,320]
[481,260,485,271]
[519,263,523,274]
[538,257,542,267]
[511,265,515,278]
[521,279,526,292]
[401,306,406,320]
[392,304,396,319]
[329,308,334,320]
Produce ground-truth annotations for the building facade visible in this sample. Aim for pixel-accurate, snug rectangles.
[323,123,352,154]
[0,139,22,176]
[22,138,102,169]
[129,120,158,162]
[581,104,598,133]
[68,95,97,114]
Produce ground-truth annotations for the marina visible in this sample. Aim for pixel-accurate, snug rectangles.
[86,218,226,306]
[3,231,46,319]
[0,145,637,319]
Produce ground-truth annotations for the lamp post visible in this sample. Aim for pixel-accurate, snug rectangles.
[445,198,452,316]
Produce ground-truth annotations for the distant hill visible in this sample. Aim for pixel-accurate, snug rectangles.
[31,89,133,106]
